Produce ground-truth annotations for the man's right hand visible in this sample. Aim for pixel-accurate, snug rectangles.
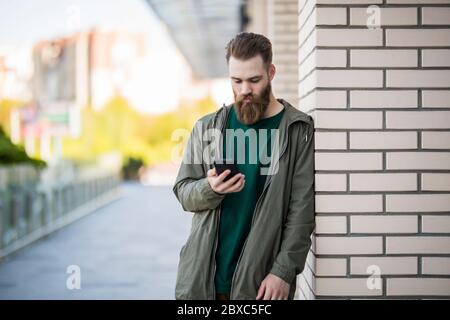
[207,167,245,195]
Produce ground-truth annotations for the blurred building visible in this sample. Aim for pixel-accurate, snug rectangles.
[17,29,157,162]
[0,46,33,102]
[32,29,149,111]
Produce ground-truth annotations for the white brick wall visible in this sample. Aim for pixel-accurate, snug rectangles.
[298,0,450,299]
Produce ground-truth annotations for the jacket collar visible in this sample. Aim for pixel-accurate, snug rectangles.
[210,98,311,186]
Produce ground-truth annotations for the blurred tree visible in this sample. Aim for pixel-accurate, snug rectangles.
[121,156,144,180]
[0,125,46,168]
[62,93,218,167]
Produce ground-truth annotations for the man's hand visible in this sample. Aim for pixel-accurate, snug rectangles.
[207,167,245,194]
[256,273,290,300]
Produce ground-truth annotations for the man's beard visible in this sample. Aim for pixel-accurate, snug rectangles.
[234,82,271,125]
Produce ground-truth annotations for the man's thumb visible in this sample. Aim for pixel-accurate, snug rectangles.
[207,167,216,177]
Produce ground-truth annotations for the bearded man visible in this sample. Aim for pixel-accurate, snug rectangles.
[173,32,315,300]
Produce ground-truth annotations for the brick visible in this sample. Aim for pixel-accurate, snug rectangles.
[315,173,347,191]
[316,258,347,276]
[351,8,417,26]
[272,43,298,54]
[386,152,450,170]
[273,1,297,14]
[299,12,316,45]
[316,236,383,255]
[386,29,450,47]
[350,90,417,108]
[350,49,417,67]
[316,7,347,25]
[298,91,315,113]
[422,257,450,275]
[305,250,315,271]
[422,49,450,67]
[298,72,316,97]
[316,90,347,109]
[281,93,298,105]
[274,23,299,33]
[387,278,450,296]
[386,111,450,129]
[317,49,347,67]
[298,30,316,62]
[422,7,450,25]
[276,73,298,83]
[386,194,450,212]
[350,173,417,191]
[274,53,297,64]
[387,70,450,88]
[296,285,306,300]
[316,278,382,296]
[276,65,298,75]
[302,257,315,290]
[422,216,450,233]
[386,236,450,254]
[297,275,314,300]
[351,215,418,233]
[422,173,450,191]
[315,152,383,171]
[299,0,315,24]
[273,14,298,26]
[351,257,418,275]
[316,195,383,213]
[422,90,450,108]
[350,132,417,149]
[422,132,450,149]
[315,110,382,129]
[317,29,383,47]
[299,274,314,299]
[315,132,347,150]
[316,216,347,234]
[317,70,383,88]
[299,52,316,79]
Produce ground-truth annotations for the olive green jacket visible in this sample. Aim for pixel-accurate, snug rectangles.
[173,98,315,300]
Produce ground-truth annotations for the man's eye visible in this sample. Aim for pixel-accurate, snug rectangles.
[251,79,259,83]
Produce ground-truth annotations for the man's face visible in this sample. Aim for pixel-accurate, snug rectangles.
[229,55,273,125]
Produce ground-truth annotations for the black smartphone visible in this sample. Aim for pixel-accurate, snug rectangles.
[213,159,240,182]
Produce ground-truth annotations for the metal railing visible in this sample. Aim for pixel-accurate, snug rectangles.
[0,163,121,258]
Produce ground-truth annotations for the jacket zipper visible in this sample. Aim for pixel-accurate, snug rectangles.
[211,104,228,299]
[228,118,302,299]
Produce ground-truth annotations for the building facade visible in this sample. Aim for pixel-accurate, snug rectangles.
[246,0,450,299]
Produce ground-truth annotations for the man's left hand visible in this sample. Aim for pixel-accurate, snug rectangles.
[256,273,290,300]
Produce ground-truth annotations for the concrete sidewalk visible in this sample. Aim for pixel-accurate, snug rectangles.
[0,182,191,299]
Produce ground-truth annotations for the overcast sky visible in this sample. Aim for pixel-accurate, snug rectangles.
[0,0,167,48]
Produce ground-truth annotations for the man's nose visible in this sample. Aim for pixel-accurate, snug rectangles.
[240,83,251,96]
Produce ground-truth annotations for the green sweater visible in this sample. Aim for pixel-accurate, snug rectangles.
[214,104,285,294]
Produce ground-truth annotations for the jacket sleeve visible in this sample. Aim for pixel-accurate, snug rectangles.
[172,120,226,213]
[270,120,316,284]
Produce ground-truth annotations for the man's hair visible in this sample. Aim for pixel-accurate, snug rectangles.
[225,32,273,70]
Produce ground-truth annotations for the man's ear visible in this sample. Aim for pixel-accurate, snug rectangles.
[268,64,276,81]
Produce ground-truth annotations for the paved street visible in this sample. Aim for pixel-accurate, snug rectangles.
[0,182,192,299]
